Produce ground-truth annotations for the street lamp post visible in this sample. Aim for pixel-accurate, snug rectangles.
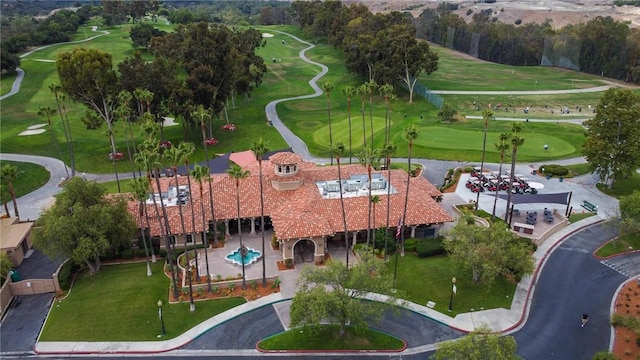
[157,300,166,336]
[448,277,457,312]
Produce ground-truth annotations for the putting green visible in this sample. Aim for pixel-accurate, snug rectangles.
[312,116,390,148]
[409,126,576,157]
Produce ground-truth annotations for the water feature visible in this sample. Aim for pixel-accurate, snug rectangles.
[225,246,262,266]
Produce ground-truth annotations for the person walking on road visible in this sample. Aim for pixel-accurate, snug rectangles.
[581,313,589,327]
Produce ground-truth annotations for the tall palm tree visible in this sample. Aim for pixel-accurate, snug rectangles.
[227,164,250,290]
[37,106,69,178]
[49,83,75,177]
[165,142,196,312]
[476,110,493,210]
[370,195,381,254]
[492,132,511,219]
[342,85,356,164]
[180,142,200,279]
[116,91,137,178]
[130,177,153,276]
[379,84,394,151]
[0,165,20,219]
[192,105,218,246]
[1,184,11,217]
[366,80,378,146]
[357,84,368,148]
[358,146,380,249]
[251,138,270,287]
[401,125,419,257]
[505,123,525,223]
[135,146,179,300]
[332,142,350,269]
[322,81,335,165]
[191,164,212,293]
[382,142,397,260]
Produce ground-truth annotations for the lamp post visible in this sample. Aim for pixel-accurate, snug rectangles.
[157,300,166,336]
[448,277,457,312]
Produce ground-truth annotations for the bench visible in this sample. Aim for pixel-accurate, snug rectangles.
[581,200,598,213]
[513,222,535,235]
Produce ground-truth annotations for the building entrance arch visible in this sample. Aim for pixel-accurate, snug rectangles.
[293,239,316,264]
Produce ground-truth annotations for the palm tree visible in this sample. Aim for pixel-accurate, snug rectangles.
[135,146,179,300]
[358,146,380,249]
[505,123,525,224]
[251,138,270,288]
[370,195,381,254]
[382,142,397,260]
[379,84,394,151]
[366,80,378,145]
[357,84,368,148]
[165,142,196,312]
[342,85,356,164]
[401,125,419,257]
[227,164,250,290]
[332,142,350,269]
[1,184,10,217]
[116,91,137,178]
[130,177,153,276]
[37,106,69,178]
[322,81,335,165]
[49,83,75,177]
[0,165,20,219]
[476,110,493,210]
[180,142,200,280]
[492,132,511,219]
[192,105,218,246]
[191,164,212,293]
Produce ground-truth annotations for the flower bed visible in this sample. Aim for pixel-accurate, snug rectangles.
[222,123,236,132]
[159,140,172,149]
[205,138,218,146]
[108,152,124,160]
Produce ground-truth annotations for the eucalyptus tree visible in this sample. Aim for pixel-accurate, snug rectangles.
[492,133,511,219]
[322,81,336,164]
[227,164,250,290]
[165,142,196,312]
[37,106,69,178]
[332,142,350,269]
[504,123,525,223]
[0,165,20,219]
[341,85,357,164]
[49,83,75,177]
[401,125,419,257]
[191,164,212,293]
[130,177,153,276]
[476,110,493,210]
[358,146,380,249]
[251,138,270,287]
[382,142,398,260]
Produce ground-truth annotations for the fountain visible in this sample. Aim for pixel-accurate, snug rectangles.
[225,246,262,266]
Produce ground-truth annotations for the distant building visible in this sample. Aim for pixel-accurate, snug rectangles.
[126,152,452,263]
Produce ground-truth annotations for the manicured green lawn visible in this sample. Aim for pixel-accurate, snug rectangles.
[569,212,596,223]
[0,160,50,198]
[258,324,404,351]
[595,231,640,258]
[40,261,245,341]
[1,72,18,96]
[387,253,516,316]
[564,163,593,177]
[597,172,640,198]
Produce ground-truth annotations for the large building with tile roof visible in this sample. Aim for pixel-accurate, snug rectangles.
[126,152,452,263]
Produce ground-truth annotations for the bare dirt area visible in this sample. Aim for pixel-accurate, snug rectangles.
[613,281,640,359]
[357,0,640,29]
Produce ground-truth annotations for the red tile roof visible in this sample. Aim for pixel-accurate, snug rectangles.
[127,152,452,240]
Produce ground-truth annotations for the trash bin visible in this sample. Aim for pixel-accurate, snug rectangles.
[532,169,537,175]
[546,175,551,180]
[9,269,20,282]
[559,177,564,182]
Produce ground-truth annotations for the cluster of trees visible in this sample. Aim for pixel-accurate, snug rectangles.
[288,1,439,102]
[1,6,97,73]
[415,4,640,83]
[101,0,159,26]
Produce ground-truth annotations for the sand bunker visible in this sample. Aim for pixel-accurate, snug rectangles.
[262,33,274,38]
[162,117,179,127]
[28,123,48,130]
[19,129,46,136]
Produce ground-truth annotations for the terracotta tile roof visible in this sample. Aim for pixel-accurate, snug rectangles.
[229,150,257,167]
[269,152,303,165]
[127,152,452,240]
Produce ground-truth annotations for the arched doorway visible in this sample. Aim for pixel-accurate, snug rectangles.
[293,239,315,264]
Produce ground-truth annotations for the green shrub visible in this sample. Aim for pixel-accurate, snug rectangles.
[538,164,569,176]
[158,248,168,258]
[404,238,417,252]
[120,249,133,260]
[415,237,446,258]
[57,260,79,291]
[250,279,258,290]
[229,283,236,291]
[196,287,204,297]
